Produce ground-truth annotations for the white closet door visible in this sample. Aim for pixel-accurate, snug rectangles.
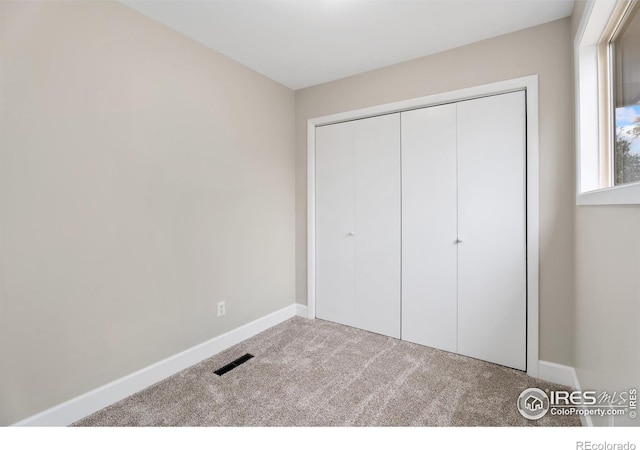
[355,114,401,338]
[457,91,527,371]
[316,121,357,328]
[316,114,401,338]
[401,104,458,352]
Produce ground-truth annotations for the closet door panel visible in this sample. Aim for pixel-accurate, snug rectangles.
[401,104,458,352]
[315,114,401,338]
[457,91,527,371]
[354,114,401,338]
[315,121,357,327]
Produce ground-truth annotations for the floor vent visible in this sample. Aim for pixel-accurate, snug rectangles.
[214,353,254,376]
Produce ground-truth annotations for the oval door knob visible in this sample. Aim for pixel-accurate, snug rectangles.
[347,232,355,237]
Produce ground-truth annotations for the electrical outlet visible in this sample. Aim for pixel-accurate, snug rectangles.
[217,301,225,317]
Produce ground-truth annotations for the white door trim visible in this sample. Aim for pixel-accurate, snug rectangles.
[307,75,540,378]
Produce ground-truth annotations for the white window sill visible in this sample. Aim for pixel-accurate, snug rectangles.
[577,182,640,206]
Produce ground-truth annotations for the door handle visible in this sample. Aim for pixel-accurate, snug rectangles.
[455,238,463,244]
[347,232,355,237]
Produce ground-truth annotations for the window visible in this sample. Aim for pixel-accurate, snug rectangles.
[575,0,640,204]
[611,3,640,185]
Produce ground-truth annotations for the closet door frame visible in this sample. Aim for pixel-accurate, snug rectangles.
[307,75,540,378]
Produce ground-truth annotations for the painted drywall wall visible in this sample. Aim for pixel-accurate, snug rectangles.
[295,19,575,367]
[571,1,640,427]
[0,1,295,425]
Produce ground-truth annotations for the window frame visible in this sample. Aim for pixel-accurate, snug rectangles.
[575,0,640,205]
[609,1,640,186]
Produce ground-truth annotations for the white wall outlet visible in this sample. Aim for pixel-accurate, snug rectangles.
[217,301,225,317]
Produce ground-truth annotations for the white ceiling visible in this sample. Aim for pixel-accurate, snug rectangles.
[123,0,575,90]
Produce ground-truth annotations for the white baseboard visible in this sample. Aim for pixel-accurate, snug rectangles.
[537,360,592,427]
[571,368,594,427]
[538,360,578,388]
[12,303,298,427]
[295,303,308,318]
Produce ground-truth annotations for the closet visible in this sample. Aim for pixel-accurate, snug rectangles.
[315,90,526,371]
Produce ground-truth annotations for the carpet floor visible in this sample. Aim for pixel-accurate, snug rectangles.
[73,317,580,426]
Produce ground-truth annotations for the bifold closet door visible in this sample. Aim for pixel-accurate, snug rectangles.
[315,114,401,338]
[457,91,527,371]
[401,104,458,352]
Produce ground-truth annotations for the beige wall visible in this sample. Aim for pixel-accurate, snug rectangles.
[295,19,576,367]
[0,1,295,425]
[571,1,640,427]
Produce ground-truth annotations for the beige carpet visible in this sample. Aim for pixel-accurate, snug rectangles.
[73,317,580,426]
